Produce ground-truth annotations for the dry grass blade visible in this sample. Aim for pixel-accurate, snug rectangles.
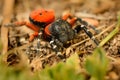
[107,55,120,64]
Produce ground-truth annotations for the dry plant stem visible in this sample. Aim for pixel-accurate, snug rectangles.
[107,55,120,64]
[1,0,15,55]
[40,53,56,61]
[8,41,33,52]
[98,16,120,47]
[75,12,114,20]
[70,23,116,48]
[9,33,27,37]
[97,23,116,37]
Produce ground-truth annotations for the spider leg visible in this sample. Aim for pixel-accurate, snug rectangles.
[77,18,100,34]
[49,37,63,53]
[50,38,65,58]
[74,24,99,46]
[89,25,100,34]
[50,40,58,52]
[36,29,44,54]
[5,21,40,32]
[29,32,38,41]
[82,25,99,45]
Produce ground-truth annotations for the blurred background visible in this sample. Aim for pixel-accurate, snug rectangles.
[0,0,119,18]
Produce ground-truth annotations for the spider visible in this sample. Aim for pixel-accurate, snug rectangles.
[5,9,99,54]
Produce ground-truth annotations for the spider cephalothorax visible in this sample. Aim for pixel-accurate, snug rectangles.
[48,19,75,43]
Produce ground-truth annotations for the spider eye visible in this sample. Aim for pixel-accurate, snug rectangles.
[45,10,48,12]
[39,13,42,15]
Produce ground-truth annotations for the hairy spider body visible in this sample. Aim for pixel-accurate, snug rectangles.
[6,9,99,53]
